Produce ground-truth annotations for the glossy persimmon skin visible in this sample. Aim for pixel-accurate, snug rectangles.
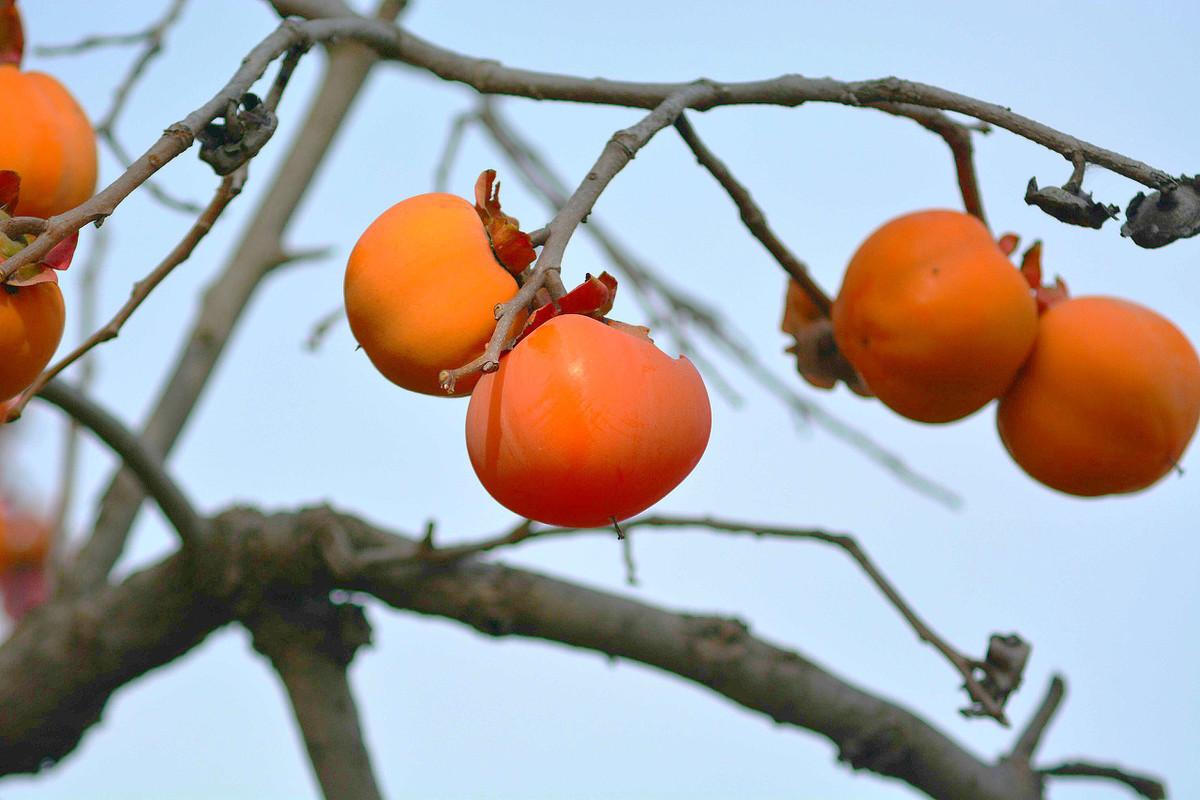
[0,282,63,399]
[997,296,1200,496]
[344,193,523,396]
[0,65,97,219]
[832,210,1038,423]
[466,314,711,527]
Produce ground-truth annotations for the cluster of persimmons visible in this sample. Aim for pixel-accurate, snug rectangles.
[796,210,1200,496]
[344,172,713,528]
[0,0,93,617]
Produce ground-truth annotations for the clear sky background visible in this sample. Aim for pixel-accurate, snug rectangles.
[2,2,1198,799]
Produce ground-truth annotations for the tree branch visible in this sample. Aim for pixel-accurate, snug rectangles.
[245,595,383,800]
[67,18,396,594]
[1039,761,1167,799]
[8,171,246,422]
[440,83,717,391]
[30,381,206,548]
[1011,675,1065,761]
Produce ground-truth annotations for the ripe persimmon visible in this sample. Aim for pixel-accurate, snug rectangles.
[0,281,64,399]
[997,296,1200,496]
[344,184,529,396]
[465,314,711,527]
[832,210,1038,423]
[0,2,97,219]
[0,501,48,572]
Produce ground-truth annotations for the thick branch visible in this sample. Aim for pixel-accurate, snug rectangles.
[245,596,383,800]
[32,381,206,547]
[0,505,1163,800]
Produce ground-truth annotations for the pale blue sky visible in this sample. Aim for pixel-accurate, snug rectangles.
[3,2,1198,799]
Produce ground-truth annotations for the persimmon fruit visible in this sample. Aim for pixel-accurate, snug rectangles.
[465,314,711,527]
[997,296,1200,496]
[0,280,64,399]
[832,210,1038,423]
[0,1,97,219]
[344,192,525,396]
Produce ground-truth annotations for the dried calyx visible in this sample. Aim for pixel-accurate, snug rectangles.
[474,169,536,275]
[1121,176,1200,248]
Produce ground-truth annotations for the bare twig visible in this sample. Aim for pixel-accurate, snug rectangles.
[432,111,472,192]
[440,84,717,392]
[422,513,1010,723]
[1011,674,1065,760]
[868,102,990,226]
[8,171,246,422]
[245,596,383,800]
[33,381,206,547]
[1040,761,1167,799]
[34,1,188,57]
[674,113,832,315]
[0,217,47,238]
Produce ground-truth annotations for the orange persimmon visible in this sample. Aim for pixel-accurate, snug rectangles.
[0,281,64,399]
[0,501,48,572]
[832,210,1037,423]
[997,296,1200,496]
[344,192,524,396]
[0,2,97,218]
[465,314,711,527]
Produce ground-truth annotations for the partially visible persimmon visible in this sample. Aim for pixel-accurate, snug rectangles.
[832,210,1038,423]
[466,314,711,528]
[344,178,531,396]
[0,501,48,572]
[0,281,64,399]
[0,2,97,219]
[997,296,1200,496]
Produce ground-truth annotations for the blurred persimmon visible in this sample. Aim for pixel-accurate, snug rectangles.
[997,296,1200,496]
[832,210,1037,423]
[0,281,64,399]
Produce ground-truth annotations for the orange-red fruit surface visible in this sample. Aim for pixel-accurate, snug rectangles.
[0,281,63,398]
[0,66,97,219]
[0,505,50,572]
[465,314,711,527]
[344,193,523,396]
[997,296,1200,496]
[832,210,1038,423]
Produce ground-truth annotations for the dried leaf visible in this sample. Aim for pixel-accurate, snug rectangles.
[780,280,870,396]
[0,170,19,215]
[1018,241,1069,313]
[474,169,536,274]
[0,0,22,68]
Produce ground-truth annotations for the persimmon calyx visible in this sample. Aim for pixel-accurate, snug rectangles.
[0,1,22,68]
[781,279,870,396]
[0,171,77,286]
[1018,240,1069,313]
[517,271,619,344]
[474,169,536,275]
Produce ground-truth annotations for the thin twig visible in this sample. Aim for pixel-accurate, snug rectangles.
[432,111,472,192]
[674,113,833,315]
[8,172,246,422]
[867,102,990,226]
[421,513,1009,723]
[305,305,345,352]
[1011,674,1065,760]
[1040,761,1167,799]
[33,381,206,547]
